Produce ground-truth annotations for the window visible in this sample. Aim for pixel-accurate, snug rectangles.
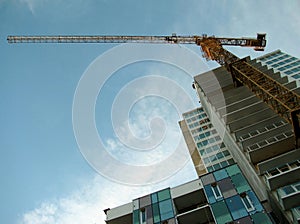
[221,161,228,167]
[140,208,147,224]
[151,193,158,203]
[292,74,300,79]
[206,147,213,154]
[213,163,221,170]
[159,199,174,221]
[216,152,224,159]
[294,182,300,191]
[152,203,160,223]
[157,189,171,201]
[207,166,214,172]
[240,192,255,212]
[223,150,230,156]
[211,183,223,199]
[215,136,221,141]
[203,157,210,164]
[228,159,235,165]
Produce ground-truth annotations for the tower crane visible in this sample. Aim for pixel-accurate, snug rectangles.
[7,33,300,147]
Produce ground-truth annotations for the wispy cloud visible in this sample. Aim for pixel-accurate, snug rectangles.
[19,0,44,14]
[19,175,144,224]
[19,163,197,224]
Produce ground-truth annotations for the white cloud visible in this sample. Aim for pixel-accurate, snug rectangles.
[19,0,44,14]
[19,62,199,224]
[19,162,197,224]
[19,175,140,224]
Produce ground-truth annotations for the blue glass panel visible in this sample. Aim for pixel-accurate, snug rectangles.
[204,185,216,204]
[225,195,248,220]
[151,193,158,203]
[247,191,263,214]
[159,199,174,221]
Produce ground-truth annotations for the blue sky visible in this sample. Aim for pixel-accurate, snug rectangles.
[1,1,300,223]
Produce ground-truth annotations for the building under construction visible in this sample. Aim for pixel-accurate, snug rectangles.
[190,51,300,223]
[103,50,300,224]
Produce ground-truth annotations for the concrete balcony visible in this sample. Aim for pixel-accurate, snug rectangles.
[211,87,252,111]
[217,95,260,118]
[264,160,300,190]
[223,101,269,124]
[257,149,300,175]
[172,179,207,214]
[291,206,300,224]
[171,179,214,223]
[230,112,279,136]
[176,204,214,224]
[105,202,132,224]
[277,182,300,210]
[239,121,291,149]
[246,130,295,164]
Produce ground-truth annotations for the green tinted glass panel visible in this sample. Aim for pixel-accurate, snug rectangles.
[133,209,140,224]
[157,189,171,201]
[226,164,240,176]
[159,199,174,221]
[231,173,251,194]
[211,201,233,224]
[152,203,160,223]
[251,212,272,224]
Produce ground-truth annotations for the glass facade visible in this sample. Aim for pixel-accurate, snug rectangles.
[182,107,234,172]
[133,188,175,224]
[201,164,272,224]
[108,164,273,224]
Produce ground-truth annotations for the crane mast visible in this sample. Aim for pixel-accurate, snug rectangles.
[7,33,300,146]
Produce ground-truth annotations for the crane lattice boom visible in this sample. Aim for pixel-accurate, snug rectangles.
[7,33,300,146]
[7,34,266,47]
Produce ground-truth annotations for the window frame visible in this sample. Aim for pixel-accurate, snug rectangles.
[240,192,255,212]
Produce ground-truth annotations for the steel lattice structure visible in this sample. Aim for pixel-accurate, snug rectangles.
[7,33,300,146]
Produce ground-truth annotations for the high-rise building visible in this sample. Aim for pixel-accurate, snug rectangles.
[105,164,273,224]
[103,51,300,224]
[256,50,300,85]
[193,54,300,223]
[179,107,234,175]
